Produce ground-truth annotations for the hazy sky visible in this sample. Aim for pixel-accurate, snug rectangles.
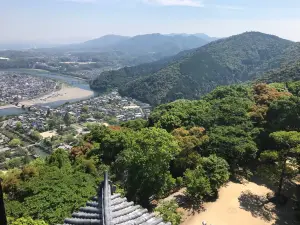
[1,0,300,43]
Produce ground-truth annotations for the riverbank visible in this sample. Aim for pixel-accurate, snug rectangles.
[20,84,94,106]
[0,84,94,110]
[6,68,89,81]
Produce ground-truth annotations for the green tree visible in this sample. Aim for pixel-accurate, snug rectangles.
[8,138,22,147]
[259,131,300,196]
[115,127,180,206]
[203,85,252,101]
[266,96,300,131]
[74,157,97,175]
[155,200,182,225]
[120,119,148,131]
[200,155,230,194]
[100,129,132,164]
[19,166,97,224]
[184,166,212,205]
[208,126,258,172]
[184,155,230,204]
[287,81,300,96]
[171,127,209,177]
[211,96,253,127]
[11,217,48,225]
[85,125,109,143]
[6,157,23,169]
[30,130,42,142]
[149,100,214,131]
[81,105,89,113]
[46,108,51,117]
[15,121,22,131]
[46,148,71,170]
[93,112,104,119]
[63,112,71,127]
[106,116,119,125]
[1,169,22,199]
[0,153,6,163]
[63,134,77,144]
[47,116,63,130]
[79,113,89,122]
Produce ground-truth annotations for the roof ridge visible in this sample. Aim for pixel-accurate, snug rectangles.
[63,172,170,225]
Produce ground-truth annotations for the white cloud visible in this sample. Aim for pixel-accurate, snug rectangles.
[144,0,203,7]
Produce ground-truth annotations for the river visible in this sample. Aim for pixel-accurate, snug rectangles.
[0,69,96,116]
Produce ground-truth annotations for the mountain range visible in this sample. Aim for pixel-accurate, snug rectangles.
[90,32,300,105]
[37,33,214,68]
[166,33,220,42]
[61,33,210,58]
[0,33,218,72]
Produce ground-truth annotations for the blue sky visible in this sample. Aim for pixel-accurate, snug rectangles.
[1,0,300,43]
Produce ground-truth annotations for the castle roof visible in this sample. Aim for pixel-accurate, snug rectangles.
[63,172,171,225]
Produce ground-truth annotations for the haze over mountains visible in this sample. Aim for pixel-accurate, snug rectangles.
[59,33,212,61]
[90,32,300,105]
[0,33,217,73]
[166,33,220,42]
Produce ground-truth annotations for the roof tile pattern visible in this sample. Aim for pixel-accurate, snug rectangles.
[63,172,171,225]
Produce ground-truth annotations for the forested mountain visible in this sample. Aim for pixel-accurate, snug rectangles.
[91,32,300,105]
[259,61,300,83]
[89,48,196,92]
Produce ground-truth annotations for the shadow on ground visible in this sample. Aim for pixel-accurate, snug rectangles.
[238,190,273,221]
[238,183,300,225]
[174,194,206,214]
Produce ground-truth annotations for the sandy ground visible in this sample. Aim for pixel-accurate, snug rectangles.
[0,85,94,110]
[181,181,275,225]
[0,105,14,109]
[40,130,57,139]
[20,85,94,106]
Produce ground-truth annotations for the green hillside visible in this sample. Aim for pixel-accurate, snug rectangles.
[91,32,300,105]
[259,61,300,83]
[89,48,195,92]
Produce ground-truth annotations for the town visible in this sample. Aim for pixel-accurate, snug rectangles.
[0,72,58,105]
[0,90,152,169]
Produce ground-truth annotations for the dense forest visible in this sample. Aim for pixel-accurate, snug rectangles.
[89,48,195,92]
[1,79,300,224]
[90,32,300,105]
[259,62,300,83]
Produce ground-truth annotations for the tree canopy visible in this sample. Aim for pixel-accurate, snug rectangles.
[114,127,180,206]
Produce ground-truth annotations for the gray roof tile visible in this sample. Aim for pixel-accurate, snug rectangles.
[63,172,170,225]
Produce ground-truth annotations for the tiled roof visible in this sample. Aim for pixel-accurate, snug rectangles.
[63,172,171,225]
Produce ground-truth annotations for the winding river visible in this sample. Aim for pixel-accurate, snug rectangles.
[0,69,96,116]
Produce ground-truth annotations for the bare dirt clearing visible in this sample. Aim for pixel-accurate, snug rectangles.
[177,180,299,225]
